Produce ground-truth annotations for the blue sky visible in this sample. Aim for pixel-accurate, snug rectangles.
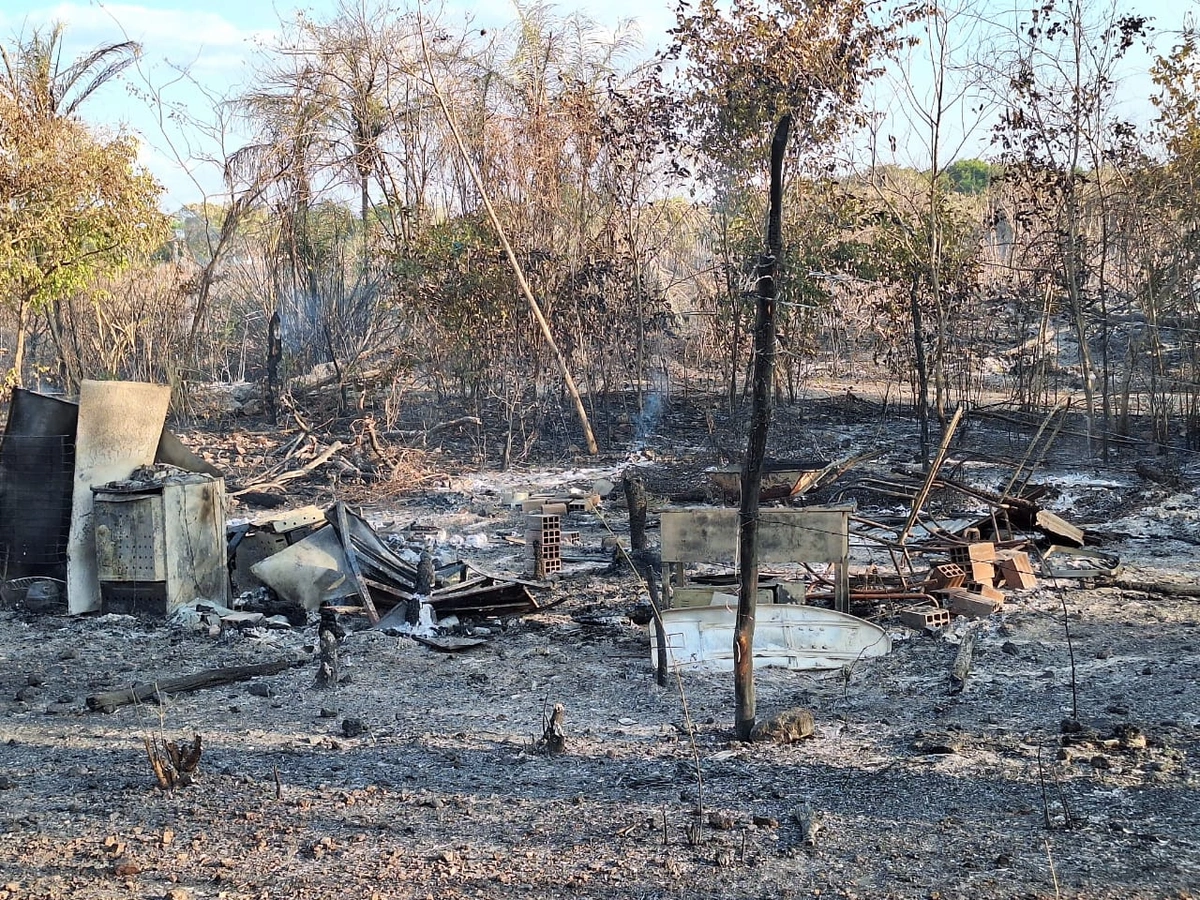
[0,1,678,207]
[2,0,1195,208]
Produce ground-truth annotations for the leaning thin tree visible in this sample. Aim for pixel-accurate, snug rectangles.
[734,114,792,741]
[415,17,599,456]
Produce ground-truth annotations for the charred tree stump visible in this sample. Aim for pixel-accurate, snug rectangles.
[735,114,791,741]
[145,734,202,790]
[538,702,566,754]
[949,629,976,695]
[315,606,344,689]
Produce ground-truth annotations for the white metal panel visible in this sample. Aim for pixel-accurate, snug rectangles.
[650,603,891,672]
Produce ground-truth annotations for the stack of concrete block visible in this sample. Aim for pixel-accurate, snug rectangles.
[526,513,562,578]
[919,541,1040,621]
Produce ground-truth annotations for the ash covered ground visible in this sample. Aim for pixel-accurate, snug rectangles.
[1,392,1198,900]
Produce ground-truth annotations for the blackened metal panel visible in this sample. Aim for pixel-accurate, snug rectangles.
[0,389,79,579]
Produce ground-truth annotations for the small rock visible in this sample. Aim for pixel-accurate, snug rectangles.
[341,717,365,738]
[319,707,339,719]
[1000,641,1019,656]
[750,708,815,744]
[26,673,45,687]
[1095,647,1112,660]
[1091,755,1112,769]
[0,774,16,790]
[911,730,961,754]
[247,683,272,698]
[752,815,779,828]
[164,888,193,900]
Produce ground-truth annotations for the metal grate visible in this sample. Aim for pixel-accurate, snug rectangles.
[0,433,75,572]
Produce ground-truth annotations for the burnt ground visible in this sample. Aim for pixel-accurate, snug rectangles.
[1,389,1199,900]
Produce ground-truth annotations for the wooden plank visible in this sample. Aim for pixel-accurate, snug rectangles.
[899,405,964,545]
[1035,510,1085,547]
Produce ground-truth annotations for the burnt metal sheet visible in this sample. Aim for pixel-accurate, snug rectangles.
[67,381,171,613]
[0,389,77,579]
[430,579,538,617]
[156,430,221,478]
[249,524,359,610]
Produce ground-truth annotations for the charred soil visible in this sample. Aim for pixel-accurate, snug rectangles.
[1,392,1198,900]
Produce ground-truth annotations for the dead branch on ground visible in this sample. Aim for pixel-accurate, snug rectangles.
[87,659,301,712]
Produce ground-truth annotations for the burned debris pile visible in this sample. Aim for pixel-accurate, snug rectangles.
[0,384,1127,694]
[237,502,553,628]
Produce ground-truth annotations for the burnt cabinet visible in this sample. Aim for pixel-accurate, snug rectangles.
[92,475,229,614]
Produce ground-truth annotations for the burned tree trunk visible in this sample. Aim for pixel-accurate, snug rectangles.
[735,114,791,741]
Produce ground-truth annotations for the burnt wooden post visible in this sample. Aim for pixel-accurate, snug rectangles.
[265,309,282,426]
[624,470,648,551]
[315,605,344,689]
[735,114,791,741]
[410,550,435,625]
[625,468,668,686]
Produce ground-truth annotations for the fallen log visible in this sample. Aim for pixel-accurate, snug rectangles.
[86,658,301,712]
[232,441,346,496]
[385,416,482,444]
[1114,578,1200,597]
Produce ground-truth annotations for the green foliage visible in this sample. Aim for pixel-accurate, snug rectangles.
[667,0,921,170]
[0,35,166,313]
[942,158,995,195]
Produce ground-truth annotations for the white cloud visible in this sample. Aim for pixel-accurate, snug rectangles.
[1,4,274,82]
